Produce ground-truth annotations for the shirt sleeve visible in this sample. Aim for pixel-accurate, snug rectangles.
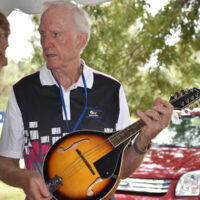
[116,85,131,130]
[0,88,25,158]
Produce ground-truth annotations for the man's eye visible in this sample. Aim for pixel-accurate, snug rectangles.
[39,31,45,38]
[53,32,59,37]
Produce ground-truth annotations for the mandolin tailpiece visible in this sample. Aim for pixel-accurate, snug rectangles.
[46,175,63,194]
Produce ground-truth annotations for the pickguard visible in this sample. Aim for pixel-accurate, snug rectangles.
[94,141,128,179]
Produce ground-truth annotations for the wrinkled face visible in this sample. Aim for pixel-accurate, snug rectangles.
[0,27,9,69]
[39,6,81,70]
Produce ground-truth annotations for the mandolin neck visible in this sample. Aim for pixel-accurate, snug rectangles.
[108,88,200,148]
[109,119,145,147]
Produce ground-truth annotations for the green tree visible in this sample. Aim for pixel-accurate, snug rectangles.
[0,58,41,110]
[0,61,20,110]
[3,0,200,114]
[83,0,200,113]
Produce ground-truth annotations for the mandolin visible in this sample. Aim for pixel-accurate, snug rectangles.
[43,88,200,200]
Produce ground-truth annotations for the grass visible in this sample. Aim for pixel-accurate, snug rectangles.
[0,160,26,199]
[0,181,25,200]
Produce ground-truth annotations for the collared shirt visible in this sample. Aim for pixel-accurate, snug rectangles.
[0,61,130,162]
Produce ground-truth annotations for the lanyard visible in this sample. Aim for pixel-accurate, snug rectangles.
[52,68,87,132]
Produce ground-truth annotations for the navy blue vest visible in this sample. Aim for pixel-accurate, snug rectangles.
[14,71,119,200]
[13,71,120,149]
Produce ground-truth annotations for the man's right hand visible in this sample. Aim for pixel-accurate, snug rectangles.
[0,156,53,200]
[20,170,53,200]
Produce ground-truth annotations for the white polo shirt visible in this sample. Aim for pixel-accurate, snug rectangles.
[0,61,131,160]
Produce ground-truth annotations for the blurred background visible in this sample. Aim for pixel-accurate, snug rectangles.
[1,0,200,199]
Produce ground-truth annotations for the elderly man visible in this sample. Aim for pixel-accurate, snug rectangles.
[0,1,173,200]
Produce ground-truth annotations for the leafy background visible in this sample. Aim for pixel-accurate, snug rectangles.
[1,0,200,114]
[1,0,200,198]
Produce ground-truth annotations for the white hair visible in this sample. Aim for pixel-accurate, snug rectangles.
[42,1,91,45]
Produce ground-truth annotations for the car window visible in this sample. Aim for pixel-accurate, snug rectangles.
[152,111,200,148]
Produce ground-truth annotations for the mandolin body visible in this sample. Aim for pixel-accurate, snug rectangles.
[43,88,200,199]
[43,130,129,200]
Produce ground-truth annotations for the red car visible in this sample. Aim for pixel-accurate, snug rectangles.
[115,109,200,200]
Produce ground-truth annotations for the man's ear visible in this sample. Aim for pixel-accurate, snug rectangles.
[76,32,88,51]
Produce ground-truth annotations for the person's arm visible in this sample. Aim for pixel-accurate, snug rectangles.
[0,156,52,199]
[121,97,173,178]
[0,89,52,200]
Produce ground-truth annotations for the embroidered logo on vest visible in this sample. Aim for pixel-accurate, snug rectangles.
[85,107,103,119]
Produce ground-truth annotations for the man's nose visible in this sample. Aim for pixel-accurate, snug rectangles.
[6,39,8,48]
[41,34,52,48]
[1,38,8,49]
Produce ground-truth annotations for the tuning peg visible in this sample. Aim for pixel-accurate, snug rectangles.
[179,92,184,97]
[184,109,189,113]
[186,98,190,104]
[189,106,193,110]
[170,95,174,101]
[185,89,189,94]
[194,103,199,107]
[181,89,185,94]
[181,101,185,107]
[180,90,185,96]
[174,92,179,99]
[190,95,195,101]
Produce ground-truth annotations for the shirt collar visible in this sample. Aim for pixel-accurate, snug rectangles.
[39,59,93,90]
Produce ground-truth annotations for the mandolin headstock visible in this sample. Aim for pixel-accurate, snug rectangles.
[170,88,200,110]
